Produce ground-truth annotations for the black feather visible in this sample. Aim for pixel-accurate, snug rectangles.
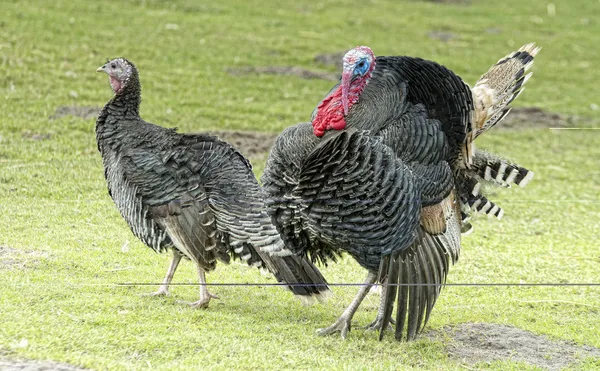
[96,58,331,304]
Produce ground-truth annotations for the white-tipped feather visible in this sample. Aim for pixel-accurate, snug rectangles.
[297,295,317,306]
[484,166,492,180]
[505,169,519,184]
[497,208,504,220]
[472,182,481,196]
[518,171,535,187]
[461,225,474,236]
[495,163,507,182]
[315,289,333,303]
[479,201,492,214]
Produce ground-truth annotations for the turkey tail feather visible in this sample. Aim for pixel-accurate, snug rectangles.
[472,150,535,188]
[378,252,399,341]
[472,43,540,138]
[260,251,332,305]
[379,199,461,341]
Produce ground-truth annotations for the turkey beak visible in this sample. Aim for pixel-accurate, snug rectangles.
[341,70,352,116]
[96,65,106,73]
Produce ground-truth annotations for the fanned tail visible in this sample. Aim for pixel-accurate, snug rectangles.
[455,44,539,233]
[456,149,534,227]
[379,195,461,341]
[472,42,541,138]
[472,150,534,188]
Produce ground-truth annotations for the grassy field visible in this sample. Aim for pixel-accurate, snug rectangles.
[1,0,599,369]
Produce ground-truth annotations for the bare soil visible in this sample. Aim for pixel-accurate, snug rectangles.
[205,130,277,157]
[50,106,101,120]
[226,66,339,81]
[428,30,457,42]
[498,107,570,130]
[314,51,345,69]
[419,0,471,4]
[21,130,52,141]
[432,322,600,370]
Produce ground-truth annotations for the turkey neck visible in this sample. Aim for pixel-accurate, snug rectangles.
[345,60,407,133]
[96,71,142,145]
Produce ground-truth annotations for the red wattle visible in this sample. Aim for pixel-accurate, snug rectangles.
[312,87,347,137]
[311,83,364,137]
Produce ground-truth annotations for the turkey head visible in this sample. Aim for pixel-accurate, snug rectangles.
[97,58,135,94]
[311,46,376,137]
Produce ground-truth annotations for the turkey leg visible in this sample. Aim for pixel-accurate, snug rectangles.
[365,278,396,331]
[144,249,182,297]
[189,266,219,309]
[317,271,377,338]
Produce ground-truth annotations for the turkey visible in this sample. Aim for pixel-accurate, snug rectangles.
[261,43,538,340]
[95,57,331,308]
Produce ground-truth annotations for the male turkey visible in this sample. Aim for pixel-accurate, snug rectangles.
[96,58,330,308]
[261,44,538,340]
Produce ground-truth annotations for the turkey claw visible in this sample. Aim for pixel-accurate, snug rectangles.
[317,317,352,339]
[365,316,395,331]
[177,292,219,309]
[141,287,170,297]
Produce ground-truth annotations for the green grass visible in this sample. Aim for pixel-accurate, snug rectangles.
[1,0,599,369]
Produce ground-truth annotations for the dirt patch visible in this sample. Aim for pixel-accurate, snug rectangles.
[50,106,101,120]
[227,66,338,81]
[314,52,345,69]
[428,31,457,42]
[499,107,572,130]
[0,359,88,371]
[206,130,278,157]
[21,130,52,141]
[486,27,503,34]
[0,246,49,270]
[418,0,471,4]
[432,323,600,370]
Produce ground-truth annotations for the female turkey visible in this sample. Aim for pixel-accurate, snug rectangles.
[262,44,537,340]
[96,58,330,308]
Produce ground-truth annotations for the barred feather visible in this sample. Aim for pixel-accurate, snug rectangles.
[472,43,541,138]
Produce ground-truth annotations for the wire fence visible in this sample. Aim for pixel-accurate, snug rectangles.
[117,282,600,287]
[1,282,593,287]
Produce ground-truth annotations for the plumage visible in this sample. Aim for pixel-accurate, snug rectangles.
[96,58,331,307]
[263,43,538,340]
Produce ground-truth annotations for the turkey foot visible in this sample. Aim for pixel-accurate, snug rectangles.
[365,314,395,331]
[188,292,220,309]
[317,315,352,338]
[187,266,218,309]
[142,286,170,297]
[317,271,377,339]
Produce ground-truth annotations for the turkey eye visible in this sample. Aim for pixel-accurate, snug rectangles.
[358,61,365,68]
[110,63,116,69]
